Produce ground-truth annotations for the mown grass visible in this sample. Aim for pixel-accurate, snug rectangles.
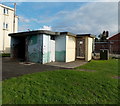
[2,59,119,104]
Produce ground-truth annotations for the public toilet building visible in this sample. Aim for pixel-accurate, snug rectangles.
[9,30,95,64]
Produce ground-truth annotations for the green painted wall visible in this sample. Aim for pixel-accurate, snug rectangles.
[55,51,66,62]
[27,35,43,63]
[28,52,40,63]
[28,35,37,45]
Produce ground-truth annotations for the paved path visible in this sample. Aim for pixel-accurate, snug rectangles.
[2,58,87,80]
[45,60,87,69]
[2,57,64,80]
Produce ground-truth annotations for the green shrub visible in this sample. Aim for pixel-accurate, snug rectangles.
[0,53,10,57]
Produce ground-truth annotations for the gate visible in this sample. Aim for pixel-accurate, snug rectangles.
[76,37,85,58]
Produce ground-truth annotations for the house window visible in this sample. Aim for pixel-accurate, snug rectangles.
[3,23,8,30]
[3,8,8,14]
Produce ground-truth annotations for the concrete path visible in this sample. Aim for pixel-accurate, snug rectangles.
[45,60,87,69]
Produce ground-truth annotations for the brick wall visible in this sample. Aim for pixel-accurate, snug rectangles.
[95,33,120,54]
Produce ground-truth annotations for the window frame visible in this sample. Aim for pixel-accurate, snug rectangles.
[3,22,8,30]
[3,8,8,15]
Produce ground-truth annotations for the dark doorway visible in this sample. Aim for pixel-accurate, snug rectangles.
[76,37,85,59]
[18,37,26,60]
[12,37,26,60]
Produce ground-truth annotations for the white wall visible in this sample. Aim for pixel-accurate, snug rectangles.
[0,4,18,53]
[50,40,55,62]
[66,35,76,62]
[85,37,93,61]
[42,34,51,64]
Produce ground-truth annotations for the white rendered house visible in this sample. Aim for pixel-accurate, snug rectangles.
[0,4,18,53]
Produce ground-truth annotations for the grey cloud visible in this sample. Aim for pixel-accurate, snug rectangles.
[52,2,118,36]
[52,0,118,1]
[118,1,120,32]
[18,2,118,36]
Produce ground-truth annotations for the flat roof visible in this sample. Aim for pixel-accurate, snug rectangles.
[9,30,77,37]
[77,34,95,38]
[9,30,60,37]
[60,32,76,37]
[9,30,95,38]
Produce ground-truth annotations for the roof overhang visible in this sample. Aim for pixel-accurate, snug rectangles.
[60,32,76,37]
[9,30,60,37]
[77,34,95,38]
[9,30,95,38]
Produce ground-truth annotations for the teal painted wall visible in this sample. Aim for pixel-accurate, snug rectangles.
[55,51,66,62]
[27,35,43,63]
[28,52,40,63]
[26,34,66,63]
[27,34,54,64]
[55,35,66,62]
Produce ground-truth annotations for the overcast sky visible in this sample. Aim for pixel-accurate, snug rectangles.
[1,1,119,36]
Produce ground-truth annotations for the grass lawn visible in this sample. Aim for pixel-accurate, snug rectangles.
[2,59,119,104]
